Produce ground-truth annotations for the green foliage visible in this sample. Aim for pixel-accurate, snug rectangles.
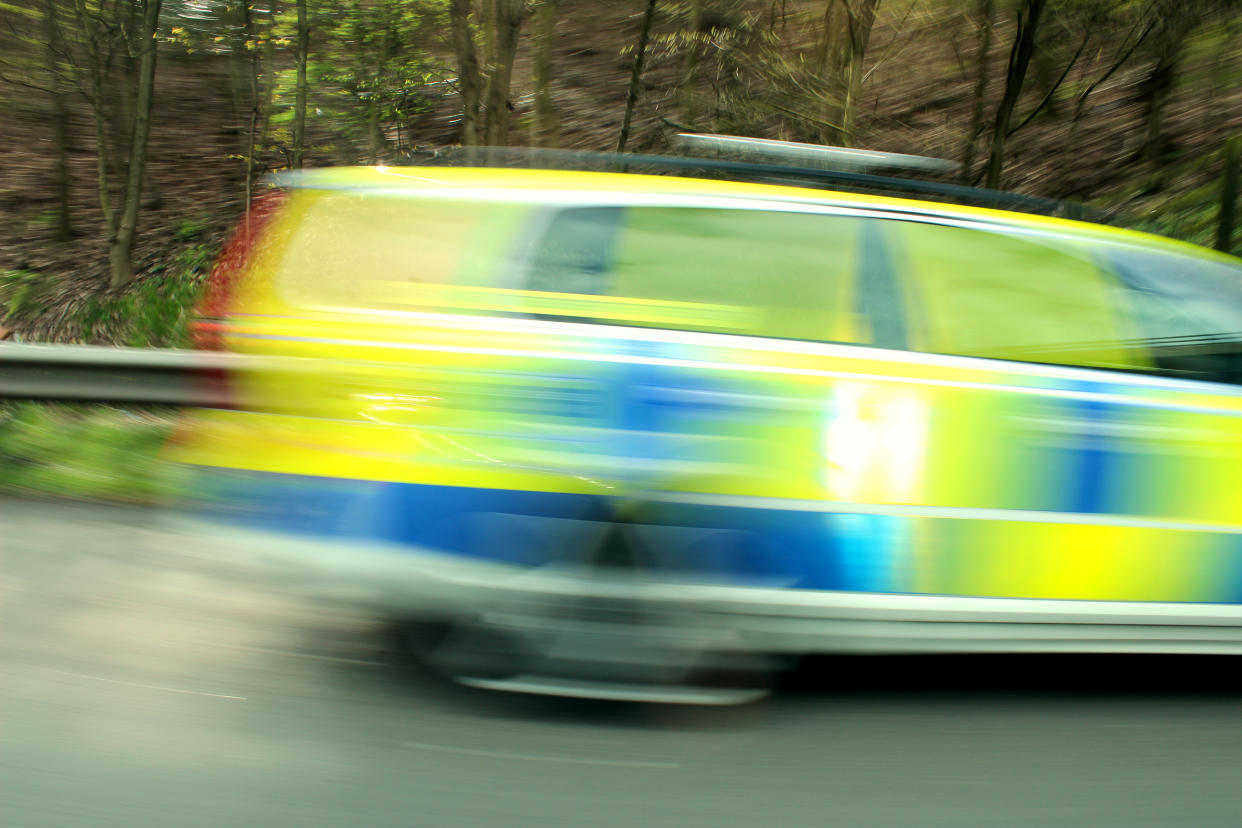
[1124,183,1242,259]
[292,0,448,161]
[0,402,183,504]
[1104,142,1242,258]
[25,208,65,230]
[164,0,454,169]
[2,269,48,321]
[0,233,217,346]
[0,0,39,17]
[122,240,217,348]
[173,217,209,241]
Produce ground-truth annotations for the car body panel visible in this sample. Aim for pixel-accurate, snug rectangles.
[169,166,1242,656]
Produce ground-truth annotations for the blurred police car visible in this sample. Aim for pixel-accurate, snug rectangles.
[168,144,1242,703]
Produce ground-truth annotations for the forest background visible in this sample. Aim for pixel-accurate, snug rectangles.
[0,0,1239,498]
[1,0,1240,345]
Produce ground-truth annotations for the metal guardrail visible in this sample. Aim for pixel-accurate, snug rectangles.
[0,344,238,407]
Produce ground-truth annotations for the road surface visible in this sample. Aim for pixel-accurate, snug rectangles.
[3,499,1241,827]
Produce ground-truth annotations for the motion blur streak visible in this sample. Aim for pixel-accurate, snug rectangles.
[2,0,1241,822]
[5,501,1242,828]
[144,167,1242,701]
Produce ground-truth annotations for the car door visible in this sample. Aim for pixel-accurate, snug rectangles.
[880,216,1242,604]
[500,201,1242,605]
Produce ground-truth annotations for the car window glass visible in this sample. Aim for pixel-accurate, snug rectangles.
[891,220,1147,371]
[611,207,866,342]
[525,207,622,296]
[275,193,527,310]
[1105,245,1242,385]
[523,206,870,342]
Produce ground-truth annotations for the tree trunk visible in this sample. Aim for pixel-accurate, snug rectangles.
[679,0,703,127]
[839,0,879,146]
[1208,11,1240,107]
[110,0,140,180]
[617,0,657,153]
[292,0,309,169]
[480,0,495,138]
[484,0,527,147]
[243,0,258,236]
[983,0,1045,191]
[43,0,74,240]
[449,0,482,146]
[258,8,278,165]
[960,0,993,185]
[1217,136,1239,254]
[225,0,250,121]
[367,26,390,163]
[74,0,119,258]
[818,0,881,147]
[368,78,384,162]
[481,0,496,75]
[110,0,162,289]
[1136,8,1195,167]
[531,0,560,147]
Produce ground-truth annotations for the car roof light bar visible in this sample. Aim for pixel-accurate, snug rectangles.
[396,146,1097,222]
[673,133,961,176]
[267,143,1100,223]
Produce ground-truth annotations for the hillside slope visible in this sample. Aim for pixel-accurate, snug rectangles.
[1,0,1238,343]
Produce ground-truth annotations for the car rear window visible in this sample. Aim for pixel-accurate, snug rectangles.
[272,192,529,309]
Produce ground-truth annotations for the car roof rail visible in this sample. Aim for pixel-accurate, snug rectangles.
[673,133,961,176]
[399,141,1106,224]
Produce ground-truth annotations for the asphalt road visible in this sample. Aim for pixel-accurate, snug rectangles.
[4,498,1242,827]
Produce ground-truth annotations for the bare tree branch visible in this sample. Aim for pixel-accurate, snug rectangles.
[0,69,55,94]
[1074,16,1156,114]
[1007,29,1089,138]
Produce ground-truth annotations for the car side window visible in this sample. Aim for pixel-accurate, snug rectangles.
[523,205,874,344]
[525,207,623,296]
[1104,245,1242,386]
[889,219,1151,372]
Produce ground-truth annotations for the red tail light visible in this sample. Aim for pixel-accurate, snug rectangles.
[191,189,289,351]
[196,362,240,411]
